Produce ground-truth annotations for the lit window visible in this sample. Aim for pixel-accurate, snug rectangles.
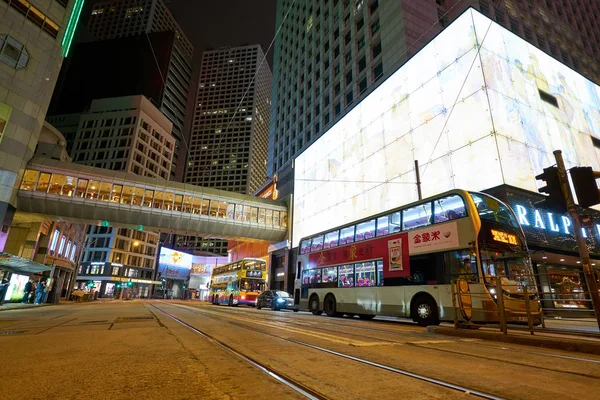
[58,237,66,255]
[0,35,29,70]
[50,230,60,252]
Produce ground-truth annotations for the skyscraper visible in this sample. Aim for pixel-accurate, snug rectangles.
[268,0,600,195]
[180,44,272,256]
[0,0,84,252]
[85,0,194,181]
[69,95,174,297]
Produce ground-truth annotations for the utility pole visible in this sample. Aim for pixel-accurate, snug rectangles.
[554,150,600,330]
[415,160,422,200]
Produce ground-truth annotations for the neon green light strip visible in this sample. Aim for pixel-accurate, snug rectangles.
[62,0,86,57]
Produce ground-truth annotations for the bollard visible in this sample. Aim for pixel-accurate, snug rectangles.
[523,285,534,335]
[496,276,507,335]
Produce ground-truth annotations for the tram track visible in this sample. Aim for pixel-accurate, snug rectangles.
[152,302,503,400]
[213,304,600,368]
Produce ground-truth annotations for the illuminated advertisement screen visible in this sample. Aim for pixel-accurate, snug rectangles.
[158,247,192,280]
[292,9,600,247]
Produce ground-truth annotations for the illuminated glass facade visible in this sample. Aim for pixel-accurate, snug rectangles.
[270,0,600,192]
[292,9,600,247]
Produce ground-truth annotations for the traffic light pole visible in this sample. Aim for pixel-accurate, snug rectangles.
[554,150,600,330]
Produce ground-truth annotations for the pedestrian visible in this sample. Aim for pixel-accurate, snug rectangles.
[22,279,33,304]
[34,280,46,305]
[0,278,9,305]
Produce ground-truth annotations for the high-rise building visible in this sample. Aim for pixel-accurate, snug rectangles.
[268,0,600,195]
[68,95,174,297]
[179,44,272,256]
[85,0,194,181]
[0,0,84,253]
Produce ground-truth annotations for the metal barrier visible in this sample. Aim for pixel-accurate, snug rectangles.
[450,277,543,335]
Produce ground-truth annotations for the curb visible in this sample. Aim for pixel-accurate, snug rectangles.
[0,303,54,312]
[427,326,600,356]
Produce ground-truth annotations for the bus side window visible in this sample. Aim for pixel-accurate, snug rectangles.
[376,216,389,236]
[433,195,466,223]
[340,226,355,245]
[377,260,384,286]
[403,203,432,230]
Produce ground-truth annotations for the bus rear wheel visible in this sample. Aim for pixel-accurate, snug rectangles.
[309,295,323,316]
[323,295,341,317]
[412,295,440,326]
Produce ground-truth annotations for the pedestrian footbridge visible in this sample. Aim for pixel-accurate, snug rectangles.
[16,157,289,243]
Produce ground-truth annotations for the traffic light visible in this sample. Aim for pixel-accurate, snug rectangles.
[127,281,133,287]
[535,166,567,214]
[116,283,121,289]
[570,166,600,208]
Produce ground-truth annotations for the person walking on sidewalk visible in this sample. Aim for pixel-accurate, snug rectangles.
[34,279,46,305]
[22,279,33,304]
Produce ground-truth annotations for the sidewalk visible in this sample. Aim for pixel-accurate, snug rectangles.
[428,324,600,356]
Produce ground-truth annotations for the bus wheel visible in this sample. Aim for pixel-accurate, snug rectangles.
[358,314,375,320]
[323,295,341,317]
[412,295,440,326]
[309,295,323,316]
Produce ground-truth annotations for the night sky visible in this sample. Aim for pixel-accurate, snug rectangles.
[165,0,278,67]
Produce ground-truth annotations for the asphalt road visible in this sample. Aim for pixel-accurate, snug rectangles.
[1,300,599,400]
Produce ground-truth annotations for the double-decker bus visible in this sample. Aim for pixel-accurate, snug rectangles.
[209,258,267,306]
[295,189,542,326]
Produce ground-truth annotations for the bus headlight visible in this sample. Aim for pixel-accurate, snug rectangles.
[241,295,246,300]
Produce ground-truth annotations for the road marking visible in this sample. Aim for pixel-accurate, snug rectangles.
[171,304,396,347]
[407,340,456,345]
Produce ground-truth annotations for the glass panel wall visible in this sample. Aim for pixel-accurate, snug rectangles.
[143,190,154,207]
[36,173,51,192]
[48,174,65,194]
[75,179,88,198]
[111,184,122,202]
[20,169,38,191]
[98,182,112,201]
[60,176,76,196]
[87,180,100,199]
[121,186,134,205]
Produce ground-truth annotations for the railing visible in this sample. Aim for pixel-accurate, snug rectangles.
[451,272,600,334]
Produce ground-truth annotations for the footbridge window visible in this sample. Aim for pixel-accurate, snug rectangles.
[19,169,288,228]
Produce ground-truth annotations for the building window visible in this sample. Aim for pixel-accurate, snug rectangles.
[373,61,383,81]
[372,42,382,59]
[2,0,60,38]
[0,35,29,70]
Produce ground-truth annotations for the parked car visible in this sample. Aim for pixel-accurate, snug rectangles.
[256,290,298,311]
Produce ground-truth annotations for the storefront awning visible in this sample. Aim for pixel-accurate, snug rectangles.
[0,252,53,275]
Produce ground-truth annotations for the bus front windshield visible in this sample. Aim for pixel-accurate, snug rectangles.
[470,192,520,230]
[239,279,265,292]
[480,248,535,293]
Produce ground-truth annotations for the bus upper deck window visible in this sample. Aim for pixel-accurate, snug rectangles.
[402,203,432,230]
[300,240,311,254]
[311,235,324,252]
[433,195,466,223]
[356,219,375,241]
[324,230,339,248]
[340,226,355,245]
[376,215,389,236]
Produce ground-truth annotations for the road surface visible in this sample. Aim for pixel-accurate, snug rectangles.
[1,300,599,399]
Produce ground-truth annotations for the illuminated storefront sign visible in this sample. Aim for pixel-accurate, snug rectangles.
[514,204,598,239]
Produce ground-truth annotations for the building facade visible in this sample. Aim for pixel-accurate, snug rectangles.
[290,8,600,313]
[70,95,173,297]
[86,0,193,181]
[178,44,272,256]
[0,0,83,252]
[268,0,600,195]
